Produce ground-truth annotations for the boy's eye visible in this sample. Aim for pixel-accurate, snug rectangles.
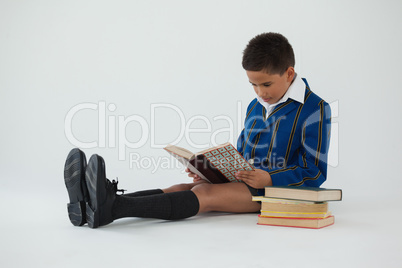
[249,83,270,87]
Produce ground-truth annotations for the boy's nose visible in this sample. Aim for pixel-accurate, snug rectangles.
[256,87,266,98]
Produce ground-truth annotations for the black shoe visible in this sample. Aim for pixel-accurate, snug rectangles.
[85,154,121,228]
[64,148,89,226]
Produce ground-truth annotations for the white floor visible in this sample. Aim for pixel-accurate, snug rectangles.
[1,187,401,268]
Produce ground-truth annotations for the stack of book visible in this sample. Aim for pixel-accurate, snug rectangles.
[253,186,342,229]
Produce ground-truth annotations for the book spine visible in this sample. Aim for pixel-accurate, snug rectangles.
[258,215,332,220]
[260,210,331,218]
[261,202,328,213]
[264,187,342,202]
[256,222,334,229]
[257,215,335,229]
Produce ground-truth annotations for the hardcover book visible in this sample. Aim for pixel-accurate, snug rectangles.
[264,186,342,202]
[164,142,254,184]
[252,196,329,214]
[259,210,331,219]
[257,215,335,229]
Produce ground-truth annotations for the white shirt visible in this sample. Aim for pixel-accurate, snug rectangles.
[257,73,306,119]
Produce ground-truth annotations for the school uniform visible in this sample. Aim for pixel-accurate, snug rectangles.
[237,75,331,194]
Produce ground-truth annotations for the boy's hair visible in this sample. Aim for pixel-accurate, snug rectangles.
[242,32,295,75]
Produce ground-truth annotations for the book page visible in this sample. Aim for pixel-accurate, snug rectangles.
[164,148,211,183]
[186,163,210,183]
[164,144,194,160]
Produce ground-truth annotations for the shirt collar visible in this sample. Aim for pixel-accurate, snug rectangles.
[257,73,305,112]
[286,73,305,104]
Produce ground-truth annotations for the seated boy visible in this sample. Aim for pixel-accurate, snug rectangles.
[63,32,331,228]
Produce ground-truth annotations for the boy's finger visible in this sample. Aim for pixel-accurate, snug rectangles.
[236,171,251,178]
[237,170,253,176]
[237,176,248,182]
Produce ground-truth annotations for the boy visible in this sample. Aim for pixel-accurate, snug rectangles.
[64,32,331,228]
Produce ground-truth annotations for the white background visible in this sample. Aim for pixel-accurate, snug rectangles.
[1,0,401,267]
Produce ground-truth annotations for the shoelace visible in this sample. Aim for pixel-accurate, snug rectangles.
[107,177,127,195]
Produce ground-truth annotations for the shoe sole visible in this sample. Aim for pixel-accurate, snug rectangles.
[85,155,105,228]
[64,148,88,226]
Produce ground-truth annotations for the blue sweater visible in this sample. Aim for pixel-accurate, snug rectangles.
[237,78,331,193]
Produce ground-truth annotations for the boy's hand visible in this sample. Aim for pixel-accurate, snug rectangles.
[185,168,203,182]
[235,169,272,189]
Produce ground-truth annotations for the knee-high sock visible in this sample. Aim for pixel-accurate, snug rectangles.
[112,190,199,220]
[124,189,163,198]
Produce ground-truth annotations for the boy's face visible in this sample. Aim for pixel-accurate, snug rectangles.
[246,67,295,105]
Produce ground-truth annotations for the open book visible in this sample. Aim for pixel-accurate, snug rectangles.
[164,142,254,184]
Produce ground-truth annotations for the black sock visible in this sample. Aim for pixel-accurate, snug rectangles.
[112,190,200,220]
[124,189,164,198]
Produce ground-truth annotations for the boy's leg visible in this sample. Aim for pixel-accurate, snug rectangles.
[191,182,261,213]
[85,154,200,228]
[113,183,259,221]
[118,182,258,219]
[112,191,199,221]
[123,180,207,197]
[162,180,209,193]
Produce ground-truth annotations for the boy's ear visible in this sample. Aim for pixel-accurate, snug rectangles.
[286,67,295,82]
